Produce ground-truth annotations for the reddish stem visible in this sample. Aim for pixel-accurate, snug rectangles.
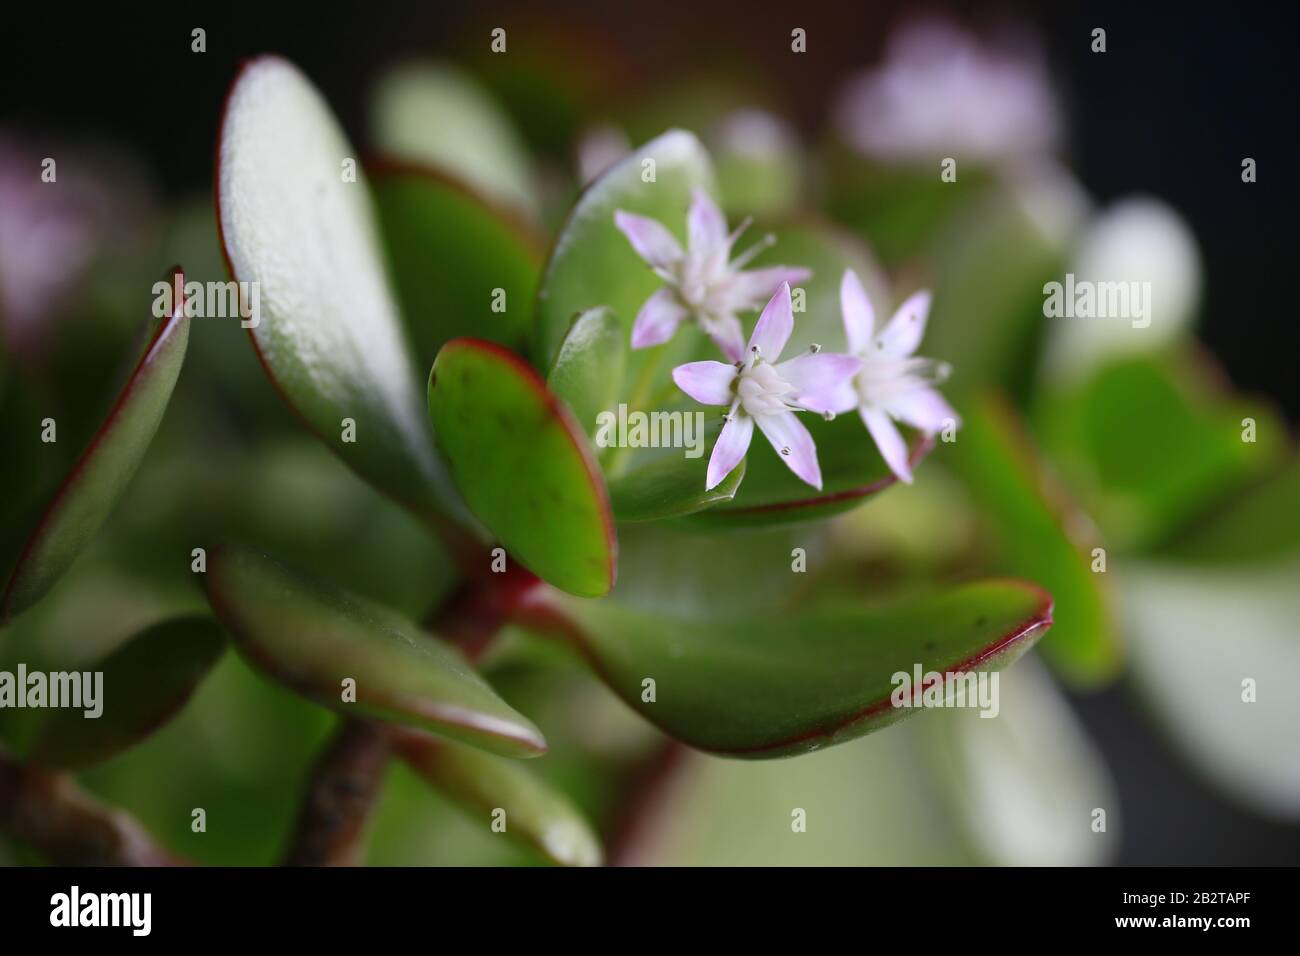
[283,720,391,867]
[0,746,184,866]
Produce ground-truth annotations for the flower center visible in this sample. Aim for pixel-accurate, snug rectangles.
[735,359,794,417]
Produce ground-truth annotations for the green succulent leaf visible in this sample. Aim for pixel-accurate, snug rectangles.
[1124,560,1300,820]
[429,338,616,598]
[1161,454,1300,565]
[919,656,1119,865]
[607,435,745,522]
[216,56,467,528]
[621,726,973,865]
[370,62,538,216]
[609,522,817,617]
[203,545,545,757]
[522,579,1052,758]
[546,307,625,440]
[28,616,226,769]
[371,161,543,372]
[395,732,602,866]
[683,416,933,529]
[1,268,190,623]
[824,144,992,266]
[925,183,1074,402]
[533,129,715,370]
[1035,349,1285,553]
[946,394,1120,687]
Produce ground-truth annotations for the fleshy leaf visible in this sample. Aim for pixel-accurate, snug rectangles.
[1,267,190,622]
[203,545,545,757]
[683,415,934,528]
[518,579,1052,758]
[546,307,625,439]
[371,160,543,372]
[919,656,1119,865]
[607,435,745,522]
[610,522,817,617]
[370,62,538,216]
[533,129,715,370]
[28,616,226,769]
[620,726,973,865]
[925,181,1076,401]
[824,144,991,266]
[1124,560,1300,820]
[216,56,467,527]
[394,732,602,866]
[946,393,1120,686]
[428,339,615,598]
[1161,454,1300,564]
[1035,349,1284,553]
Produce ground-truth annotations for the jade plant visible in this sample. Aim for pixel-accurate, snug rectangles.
[1,39,1296,867]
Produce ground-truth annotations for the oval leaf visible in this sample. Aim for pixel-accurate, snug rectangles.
[534,129,714,369]
[216,56,465,526]
[947,393,1120,686]
[28,615,226,769]
[1035,349,1284,553]
[1161,454,1300,564]
[1124,560,1300,820]
[919,656,1118,865]
[925,183,1074,400]
[606,428,745,522]
[546,307,625,440]
[395,732,602,866]
[203,545,545,757]
[371,160,544,371]
[684,417,933,528]
[429,338,615,598]
[519,579,1052,758]
[1,268,190,622]
[370,62,538,216]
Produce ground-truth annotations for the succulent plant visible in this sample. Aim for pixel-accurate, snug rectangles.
[1,41,1295,869]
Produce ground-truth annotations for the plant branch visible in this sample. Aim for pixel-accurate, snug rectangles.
[428,560,541,660]
[282,719,391,866]
[284,562,540,866]
[604,740,689,867]
[0,745,183,866]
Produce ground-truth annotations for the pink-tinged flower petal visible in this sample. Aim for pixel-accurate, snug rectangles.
[728,266,812,310]
[755,410,822,489]
[776,352,863,412]
[614,210,683,269]
[705,313,747,362]
[747,282,794,360]
[687,188,728,260]
[631,288,688,349]
[840,269,875,353]
[860,406,912,483]
[888,387,959,435]
[819,379,861,415]
[672,360,736,406]
[707,413,753,490]
[876,290,932,357]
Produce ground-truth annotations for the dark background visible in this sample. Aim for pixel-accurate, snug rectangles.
[3,0,1297,865]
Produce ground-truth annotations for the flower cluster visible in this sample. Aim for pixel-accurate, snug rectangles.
[616,190,958,490]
